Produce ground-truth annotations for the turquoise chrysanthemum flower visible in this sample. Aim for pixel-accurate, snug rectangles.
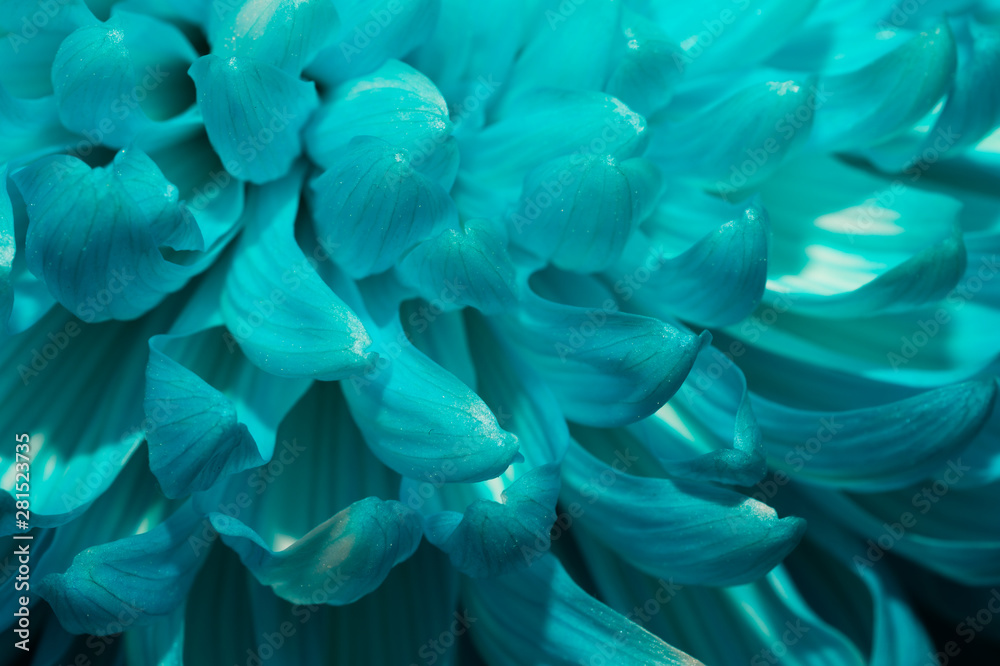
[3,0,1000,664]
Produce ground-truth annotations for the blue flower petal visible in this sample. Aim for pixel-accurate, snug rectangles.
[811,23,957,151]
[759,155,967,318]
[0,0,96,34]
[495,280,708,427]
[756,378,997,491]
[605,10,684,116]
[500,0,620,108]
[188,54,318,184]
[409,0,521,100]
[561,438,804,586]
[639,0,818,76]
[455,89,648,212]
[207,0,339,74]
[419,464,560,578]
[211,497,421,605]
[309,136,456,278]
[220,168,375,379]
[341,318,520,483]
[508,155,660,273]
[305,59,457,186]
[122,604,185,666]
[782,512,936,666]
[184,539,460,666]
[397,218,519,315]
[629,343,767,486]
[146,265,312,498]
[0,27,64,99]
[927,18,1000,155]
[12,148,213,322]
[52,11,198,147]
[306,0,439,84]
[37,502,207,635]
[464,554,704,665]
[0,88,75,165]
[614,195,769,326]
[397,312,566,577]
[795,479,1000,585]
[576,533,873,666]
[647,78,817,193]
[0,302,180,533]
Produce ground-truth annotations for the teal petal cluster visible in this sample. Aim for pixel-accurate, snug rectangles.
[2,0,1000,664]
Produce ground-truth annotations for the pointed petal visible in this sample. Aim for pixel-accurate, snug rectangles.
[629,343,767,486]
[220,168,375,379]
[647,79,817,192]
[495,282,707,427]
[756,378,997,491]
[341,323,520,483]
[561,439,804,586]
[464,555,704,665]
[812,23,957,151]
[616,198,769,326]
[419,464,560,578]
